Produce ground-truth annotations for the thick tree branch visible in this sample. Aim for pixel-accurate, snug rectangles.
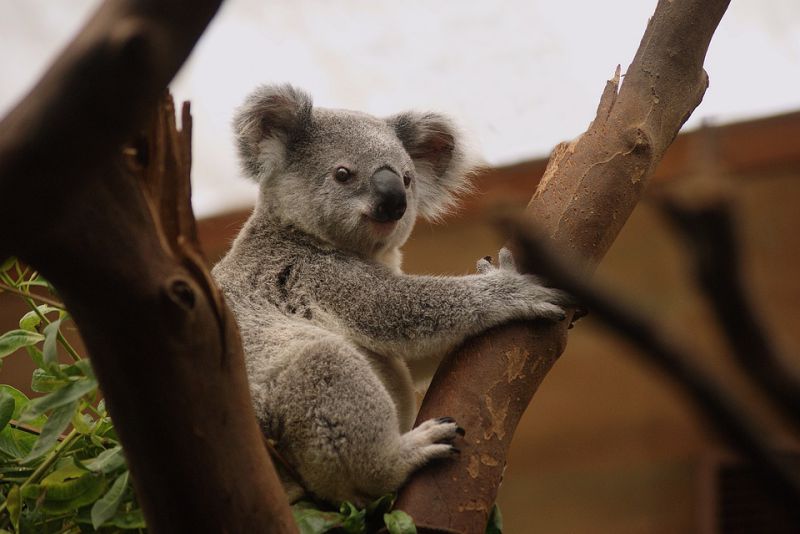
[396,1,731,531]
[0,1,296,532]
[0,0,221,257]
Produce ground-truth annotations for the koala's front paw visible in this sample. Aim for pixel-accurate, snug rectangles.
[403,417,465,461]
[476,247,570,322]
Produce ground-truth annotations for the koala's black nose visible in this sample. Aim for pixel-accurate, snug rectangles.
[372,168,407,222]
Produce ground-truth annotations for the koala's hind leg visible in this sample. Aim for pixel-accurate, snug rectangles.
[268,334,461,505]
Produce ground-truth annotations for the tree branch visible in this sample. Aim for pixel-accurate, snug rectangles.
[396,1,731,531]
[502,215,800,521]
[0,0,221,257]
[660,192,800,431]
[0,1,297,532]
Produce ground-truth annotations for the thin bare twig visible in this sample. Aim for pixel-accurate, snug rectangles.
[0,282,65,309]
[660,196,800,432]
[502,214,800,521]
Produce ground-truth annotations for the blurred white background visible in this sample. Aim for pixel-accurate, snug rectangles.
[2,0,798,217]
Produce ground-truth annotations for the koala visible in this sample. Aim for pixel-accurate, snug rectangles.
[212,84,567,505]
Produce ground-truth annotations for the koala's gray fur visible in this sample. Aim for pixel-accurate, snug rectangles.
[212,84,567,505]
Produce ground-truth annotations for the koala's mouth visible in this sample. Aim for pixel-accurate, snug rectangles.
[362,214,399,236]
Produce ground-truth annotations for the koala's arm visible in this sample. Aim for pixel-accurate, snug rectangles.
[298,250,566,361]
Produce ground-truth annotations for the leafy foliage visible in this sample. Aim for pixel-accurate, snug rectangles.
[0,259,142,533]
[292,493,417,534]
[0,259,435,533]
[291,496,503,533]
[486,504,503,534]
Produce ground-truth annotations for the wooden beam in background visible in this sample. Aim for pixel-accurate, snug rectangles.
[199,109,800,261]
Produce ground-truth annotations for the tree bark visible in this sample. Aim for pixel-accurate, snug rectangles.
[395,1,731,532]
[0,1,296,532]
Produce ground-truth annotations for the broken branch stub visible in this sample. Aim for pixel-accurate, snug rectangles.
[529,0,729,263]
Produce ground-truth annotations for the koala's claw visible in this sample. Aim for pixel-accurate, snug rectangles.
[498,247,516,271]
[476,248,518,274]
[412,417,463,445]
[435,417,466,437]
[538,302,567,322]
[476,257,494,274]
[551,288,578,308]
[478,247,521,274]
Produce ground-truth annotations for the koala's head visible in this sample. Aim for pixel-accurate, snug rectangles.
[234,84,476,266]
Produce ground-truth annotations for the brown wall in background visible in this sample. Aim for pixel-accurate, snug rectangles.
[1,111,799,533]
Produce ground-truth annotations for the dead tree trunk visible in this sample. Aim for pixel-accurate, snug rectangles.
[395,1,731,532]
[0,1,295,532]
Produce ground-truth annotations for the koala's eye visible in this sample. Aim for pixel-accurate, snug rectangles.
[403,172,412,188]
[334,167,352,182]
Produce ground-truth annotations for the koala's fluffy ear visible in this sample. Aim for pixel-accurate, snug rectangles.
[233,84,313,181]
[388,112,477,221]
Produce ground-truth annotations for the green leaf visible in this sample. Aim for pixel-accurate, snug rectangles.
[0,257,16,273]
[339,501,366,534]
[20,376,97,422]
[19,483,42,500]
[37,465,106,514]
[77,506,147,529]
[292,503,344,534]
[4,484,21,531]
[90,419,119,446]
[31,368,68,393]
[366,493,396,517]
[340,501,360,517]
[0,423,38,459]
[69,359,94,378]
[91,470,129,529]
[18,311,41,333]
[22,400,77,463]
[0,386,45,459]
[72,411,94,434]
[0,329,44,359]
[107,508,146,529]
[42,318,62,367]
[0,390,15,432]
[25,345,45,368]
[384,510,417,534]
[485,504,503,534]
[84,446,127,474]
[0,385,46,426]
[18,305,60,332]
[40,461,95,499]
